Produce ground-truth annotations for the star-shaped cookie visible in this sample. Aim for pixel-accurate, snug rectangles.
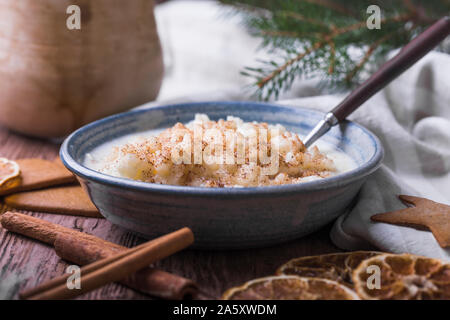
[371,195,450,248]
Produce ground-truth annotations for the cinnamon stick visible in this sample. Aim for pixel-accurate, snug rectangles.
[29,228,194,300]
[20,239,148,299]
[1,212,198,299]
[0,211,117,247]
[54,233,198,300]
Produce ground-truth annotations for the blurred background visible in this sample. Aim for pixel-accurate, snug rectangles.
[0,0,447,138]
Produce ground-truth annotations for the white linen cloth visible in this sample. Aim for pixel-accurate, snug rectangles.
[154,1,450,261]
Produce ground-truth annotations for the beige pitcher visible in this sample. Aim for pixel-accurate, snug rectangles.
[0,0,164,138]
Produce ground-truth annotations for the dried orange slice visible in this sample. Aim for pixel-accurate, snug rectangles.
[277,251,381,288]
[352,253,450,300]
[0,158,20,187]
[222,275,360,300]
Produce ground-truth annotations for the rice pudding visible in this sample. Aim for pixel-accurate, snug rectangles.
[84,114,357,187]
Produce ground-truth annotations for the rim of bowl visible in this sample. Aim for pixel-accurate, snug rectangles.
[60,101,384,196]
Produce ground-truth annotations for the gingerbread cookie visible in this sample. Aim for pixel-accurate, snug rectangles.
[4,185,103,218]
[371,195,450,248]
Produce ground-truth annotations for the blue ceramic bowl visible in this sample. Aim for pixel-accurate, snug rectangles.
[60,102,383,249]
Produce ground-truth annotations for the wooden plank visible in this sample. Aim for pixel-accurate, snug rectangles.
[0,124,340,299]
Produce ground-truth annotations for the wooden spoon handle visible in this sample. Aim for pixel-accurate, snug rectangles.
[331,16,450,122]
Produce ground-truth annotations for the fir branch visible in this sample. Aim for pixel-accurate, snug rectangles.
[328,40,335,74]
[260,30,308,38]
[279,11,333,30]
[220,0,449,100]
[255,13,414,91]
[303,0,359,18]
[256,41,325,89]
[345,33,396,83]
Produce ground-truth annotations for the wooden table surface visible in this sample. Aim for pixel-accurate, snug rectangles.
[0,124,341,300]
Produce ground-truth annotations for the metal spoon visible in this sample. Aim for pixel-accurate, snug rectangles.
[303,16,450,148]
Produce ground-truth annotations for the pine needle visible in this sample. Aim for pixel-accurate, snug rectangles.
[219,0,449,100]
